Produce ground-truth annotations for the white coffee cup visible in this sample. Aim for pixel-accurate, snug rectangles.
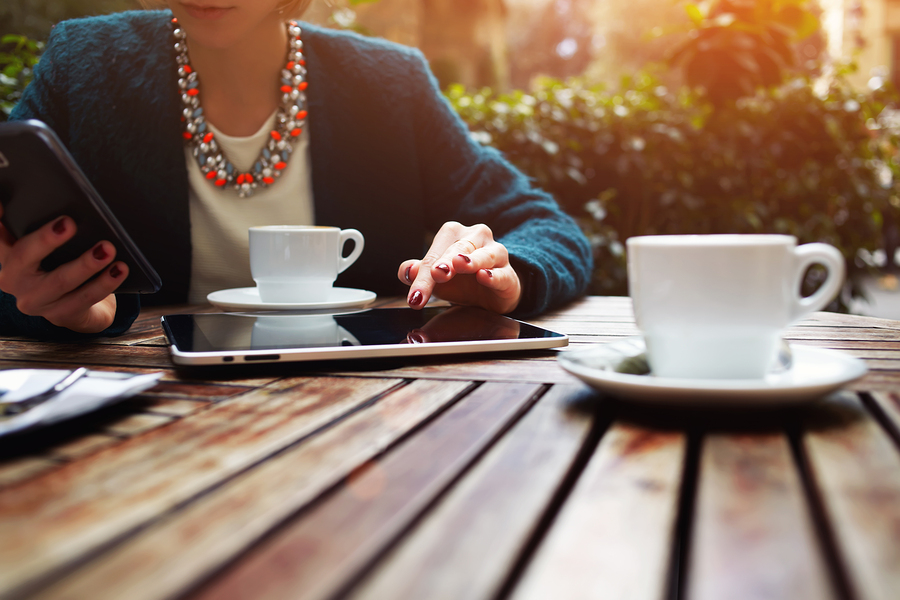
[626,234,844,379]
[249,226,364,303]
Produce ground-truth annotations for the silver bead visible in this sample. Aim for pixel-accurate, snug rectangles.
[292,63,304,75]
[209,140,218,153]
[187,121,197,133]
[286,120,296,130]
[263,167,273,177]
[174,41,186,53]
[282,69,292,80]
[276,140,287,150]
[178,66,189,78]
[200,142,210,153]
[267,139,276,151]
[217,169,227,180]
[290,89,300,100]
[289,25,301,37]
[292,75,303,86]
[282,94,292,106]
[291,38,303,50]
[183,107,193,119]
[289,105,301,116]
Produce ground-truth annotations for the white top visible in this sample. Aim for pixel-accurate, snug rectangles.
[186,111,314,304]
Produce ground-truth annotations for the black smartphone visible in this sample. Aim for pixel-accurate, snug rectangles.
[0,120,161,294]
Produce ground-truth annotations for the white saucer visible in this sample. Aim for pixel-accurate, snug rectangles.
[558,338,868,406]
[207,287,377,312]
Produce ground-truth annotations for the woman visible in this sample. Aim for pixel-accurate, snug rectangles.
[0,0,592,337]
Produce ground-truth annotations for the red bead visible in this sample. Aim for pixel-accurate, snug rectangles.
[183,132,192,140]
[237,174,245,185]
[290,128,301,137]
[270,131,282,141]
[172,17,178,23]
[215,179,227,186]
[280,85,292,93]
[286,61,295,69]
[246,174,254,183]
[203,132,214,143]
[263,176,275,185]
[297,82,308,91]
[184,65,192,74]
[275,161,287,170]
[300,59,306,66]
[296,110,308,120]
[206,171,217,180]
[187,88,199,96]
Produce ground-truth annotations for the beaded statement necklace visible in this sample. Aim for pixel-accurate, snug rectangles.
[172,18,308,198]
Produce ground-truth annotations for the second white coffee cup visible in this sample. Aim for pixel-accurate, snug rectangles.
[249,226,364,303]
[627,234,845,380]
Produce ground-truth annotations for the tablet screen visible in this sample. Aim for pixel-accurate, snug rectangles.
[161,307,567,365]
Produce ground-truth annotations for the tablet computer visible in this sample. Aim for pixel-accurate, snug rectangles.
[161,306,567,366]
[0,120,161,294]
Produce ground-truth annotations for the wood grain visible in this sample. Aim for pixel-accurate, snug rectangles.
[686,433,836,600]
[348,383,599,600]
[36,379,472,600]
[511,423,685,600]
[190,382,546,600]
[0,376,401,597]
[801,392,900,600]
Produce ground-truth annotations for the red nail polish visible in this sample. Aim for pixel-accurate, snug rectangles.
[436,264,450,274]
[405,265,412,282]
[52,218,67,235]
[410,290,424,306]
[110,265,122,278]
[92,244,108,260]
[484,269,493,278]
[458,254,471,264]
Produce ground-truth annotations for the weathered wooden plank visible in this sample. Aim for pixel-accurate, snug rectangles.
[846,372,900,393]
[0,457,60,488]
[189,382,545,600]
[0,376,401,597]
[132,398,211,417]
[102,413,174,437]
[0,342,173,368]
[865,393,900,435]
[347,383,599,600]
[801,392,900,600]
[784,328,900,342]
[326,356,580,384]
[37,379,473,600]
[45,434,121,461]
[511,423,685,600]
[686,434,836,600]
[789,339,900,351]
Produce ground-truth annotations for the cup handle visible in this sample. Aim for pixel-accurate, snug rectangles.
[338,229,365,274]
[790,243,845,322]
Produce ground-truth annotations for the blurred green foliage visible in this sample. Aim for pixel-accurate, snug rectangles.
[0,34,42,120]
[447,69,900,305]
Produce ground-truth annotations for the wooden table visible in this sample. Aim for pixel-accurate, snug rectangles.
[1,296,899,600]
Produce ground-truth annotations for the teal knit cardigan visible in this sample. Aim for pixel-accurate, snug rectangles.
[5,10,592,338]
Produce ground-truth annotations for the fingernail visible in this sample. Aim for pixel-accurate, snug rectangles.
[52,218,67,234]
[436,263,450,274]
[409,290,424,307]
[484,269,493,278]
[408,331,426,344]
[458,254,471,264]
[405,265,412,282]
[110,265,122,278]
[92,244,108,260]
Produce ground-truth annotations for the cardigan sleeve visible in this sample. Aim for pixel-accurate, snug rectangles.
[3,22,140,339]
[408,52,593,317]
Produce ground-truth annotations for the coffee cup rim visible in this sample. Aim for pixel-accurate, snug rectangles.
[627,234,796,247]
[250,225,340,232]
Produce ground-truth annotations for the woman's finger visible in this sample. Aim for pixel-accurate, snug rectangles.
[408,222,492,308]
[18,241,117,312]
[4,216,76,272]
[451,240,508,276]
[41,262,128,332]
[397,259,420,286]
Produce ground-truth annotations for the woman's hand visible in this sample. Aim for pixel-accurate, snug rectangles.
[397,221,522,314]
[0,211,129,333]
